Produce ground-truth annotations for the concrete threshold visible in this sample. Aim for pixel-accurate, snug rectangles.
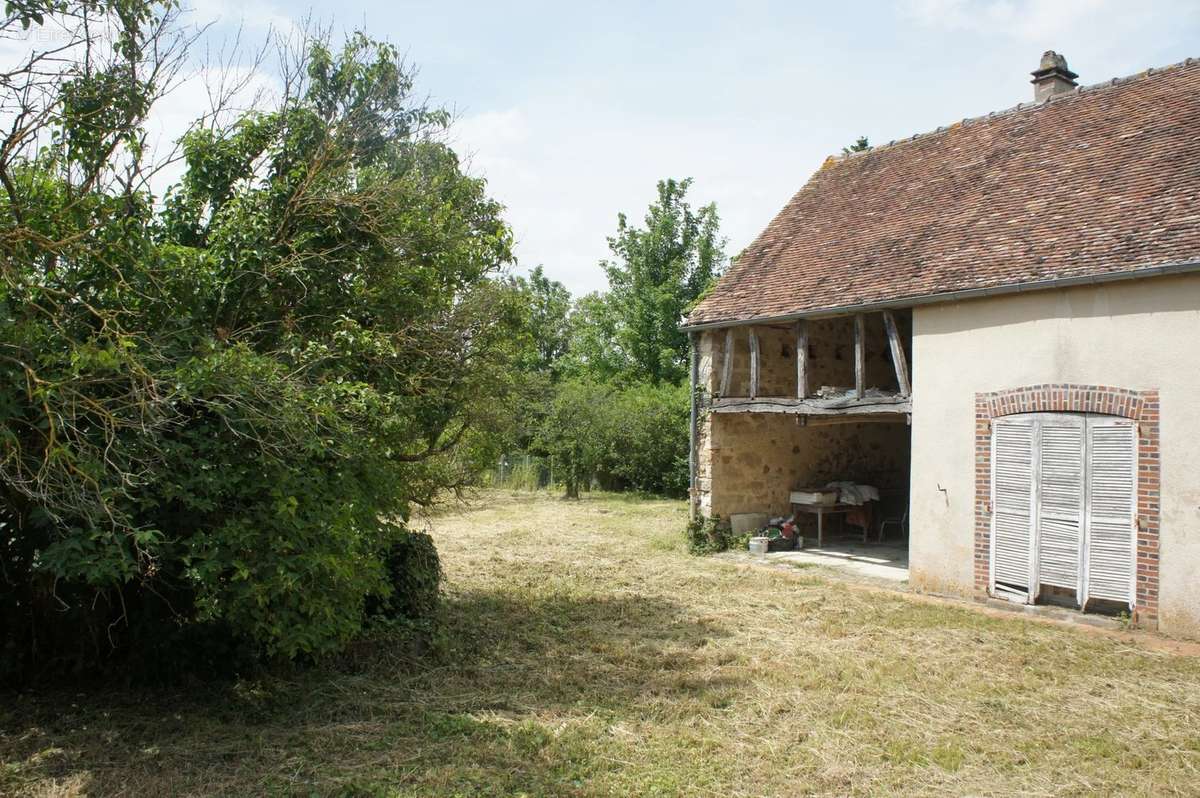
[720,539,909,585]
[978,595,1124,630]
[721,547,1200,656]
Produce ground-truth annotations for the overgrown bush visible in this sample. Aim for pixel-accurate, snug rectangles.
[0,6,521,682]
[604,381,690,496]
[534,379,615,498]
[533,378,690,499]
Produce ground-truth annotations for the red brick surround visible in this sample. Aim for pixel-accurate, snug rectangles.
[974,385,1160,627]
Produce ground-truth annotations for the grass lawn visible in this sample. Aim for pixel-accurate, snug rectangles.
[4,492,1200,796]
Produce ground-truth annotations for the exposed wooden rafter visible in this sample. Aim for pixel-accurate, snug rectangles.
[711,394,911,416]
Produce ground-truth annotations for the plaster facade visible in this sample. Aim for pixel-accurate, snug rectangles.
[909,274,1200,634]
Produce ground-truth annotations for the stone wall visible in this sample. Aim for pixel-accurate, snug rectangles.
[703,413,910,520]
[707,315,909,398]
[693,318,912,521]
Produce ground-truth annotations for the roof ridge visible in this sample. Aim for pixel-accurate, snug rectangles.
[686,52,1200,327]
[832,55,1200,163]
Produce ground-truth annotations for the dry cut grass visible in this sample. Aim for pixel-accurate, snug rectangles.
[4,491,1200,796]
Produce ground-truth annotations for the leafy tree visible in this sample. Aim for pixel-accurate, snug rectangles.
[0,7,524,679]
[514,179,724,500]
[510,266,572,378]
[603,381,690,496]
[534,378,614,499]
[600,178,725,384]
[559,291,629,382]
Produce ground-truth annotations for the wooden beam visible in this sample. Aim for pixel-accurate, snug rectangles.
[719,328,733,397]
[854,314,866,399]
[795,319,809,399]
[748,327,759,399]
[882,310,911,397]
[711,394,911,416]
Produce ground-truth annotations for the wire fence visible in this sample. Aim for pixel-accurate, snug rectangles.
[481,453,558,491]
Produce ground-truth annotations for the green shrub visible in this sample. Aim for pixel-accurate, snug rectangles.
[533,378,690,499]
[603,381,690,497]
[686,515,737,554]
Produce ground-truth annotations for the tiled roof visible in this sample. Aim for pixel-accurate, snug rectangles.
[686,58,1200,327]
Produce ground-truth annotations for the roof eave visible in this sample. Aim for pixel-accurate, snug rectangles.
[680,258,1200,331]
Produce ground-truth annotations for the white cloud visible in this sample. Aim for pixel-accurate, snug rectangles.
[447,3,1199,299]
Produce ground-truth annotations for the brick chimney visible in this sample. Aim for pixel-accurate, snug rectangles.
[1031,51,1079,101]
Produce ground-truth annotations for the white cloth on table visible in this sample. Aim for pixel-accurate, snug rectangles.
[824,481,880,506]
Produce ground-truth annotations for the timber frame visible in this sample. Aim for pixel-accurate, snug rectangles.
[710,309,913,418]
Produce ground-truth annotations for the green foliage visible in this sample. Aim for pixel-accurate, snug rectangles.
[366,531,442,623]
[534,378,614,499]
[599,178,725,385]
[506,179,724,500]
[559,291,630,382]
[510,266,573,378]
[603,381,690,496]
[685,515,736,555]
[0,6,521,680]
[531,378,689,499]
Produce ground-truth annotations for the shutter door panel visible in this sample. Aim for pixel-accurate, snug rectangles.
[1085,419,1137,606]
[991,419,1035,596]
[1036,419,1085,592]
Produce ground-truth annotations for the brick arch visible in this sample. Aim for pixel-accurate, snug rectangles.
[973,384,1160,627]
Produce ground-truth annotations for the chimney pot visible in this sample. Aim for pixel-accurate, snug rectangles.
[1031,50,1079,101]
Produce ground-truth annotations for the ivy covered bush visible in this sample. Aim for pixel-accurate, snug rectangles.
[0,3,521,681]
[367,532,443,624]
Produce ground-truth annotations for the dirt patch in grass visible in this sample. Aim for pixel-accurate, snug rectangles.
[4,491,1200,796]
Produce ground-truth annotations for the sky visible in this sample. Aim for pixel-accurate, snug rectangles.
[14,0,1200,296]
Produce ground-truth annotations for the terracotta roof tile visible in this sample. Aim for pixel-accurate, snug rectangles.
[686,58,1200,327]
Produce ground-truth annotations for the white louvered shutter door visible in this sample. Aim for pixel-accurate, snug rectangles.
[991,418,1036,600]
[1084,418,1137,608]
[1035,415,1086,598]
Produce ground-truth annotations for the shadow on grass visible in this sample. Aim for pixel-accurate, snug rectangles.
[1,589,732,796]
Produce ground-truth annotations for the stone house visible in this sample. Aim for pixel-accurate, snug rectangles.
[683,53,1200,635]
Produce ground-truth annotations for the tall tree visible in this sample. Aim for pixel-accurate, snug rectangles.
[0,10,524,677]
[510,266,572,377]
[560,291,628,382]
[601,178,724,384]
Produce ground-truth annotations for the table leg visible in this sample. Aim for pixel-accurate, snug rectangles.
[817,508,824,548]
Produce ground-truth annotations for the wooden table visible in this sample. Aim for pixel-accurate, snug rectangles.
[791,502,854,548]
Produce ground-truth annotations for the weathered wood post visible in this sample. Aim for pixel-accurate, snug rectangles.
[719,327,733,397]
[748,327,759,399]
[795,319,809,399]
[882,310,911,397]
[854,314,866,398]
